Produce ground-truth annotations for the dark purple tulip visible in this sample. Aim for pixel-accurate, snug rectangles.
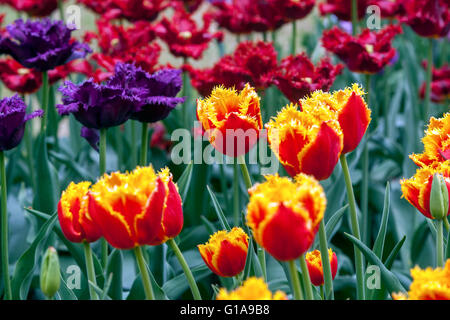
[0,19,91,72]
[81,127,99,152]
[0,95,43,151]
[109,63,185,123]
[56,79,141,129]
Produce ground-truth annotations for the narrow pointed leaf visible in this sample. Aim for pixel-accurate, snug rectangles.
[373,183,391,258]
[207,185,231,231]
[344,233,406,294]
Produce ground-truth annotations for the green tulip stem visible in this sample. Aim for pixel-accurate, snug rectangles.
[351,0,358,36]
[140,122,149,166]
[318,220,334,300]
[134,246,155,300]
[437,219,444,268]
[288,260,303,300]
[40,71,49,134]
[0,151,12,300]
[340,154,365,300]
[83,241,99,300]
[237,155,267,281]
[99,128,108,270]
[299,254,314,300]
[167,239,202,300]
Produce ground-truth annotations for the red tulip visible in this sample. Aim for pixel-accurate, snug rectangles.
[401,0,450,38]
[186,41,278,96]
[155,4,222,59]
[247,174,326,261]
[306,249,338,286]
[266,101,343,180]
[419,63,450,103]
[58,182,102,243]
[2,0,59,17]
[198,227,249,277]
[89,167,183,249]
[197,84,263,157]
[48,61,94,85]
[322,25,402,74]
[273,53,343,103]
[319,0,368,21]
[0,59,42,94]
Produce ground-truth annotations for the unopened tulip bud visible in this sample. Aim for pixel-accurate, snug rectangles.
[430,174,450,220]
[40,247,61,299]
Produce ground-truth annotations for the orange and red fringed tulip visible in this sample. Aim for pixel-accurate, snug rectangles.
[198,227,249,277]
[312,84,372,154]
[58,182,101,243]
[247,174,326,261]
[400,162,450,220]
[217,277,288,300]
[410,113,450,168]
[306,249,338,286]
[197,84,263,157]
[147,168,184,246]
[88,166,183,249]
[393,259,450,300]
[266,100,343,180]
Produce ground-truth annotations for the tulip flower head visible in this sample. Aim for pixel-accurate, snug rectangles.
[84,18,161,79]
[109,63,185,123]
[216,277,288,300]
[210,0,284,34]
[0,94,43,151]
[40,247,61,299]
[393,259,450,300]
[89,166,183,249]
[401,162,450,220]
[247,174,326,261]
[369,0,405,19]
[110,0,169,22]
[0,19,91,72]
[186,41,278,96]
[0,59,42,94]
[325,84,371,154]
[1,0,60,17]
[306,249,338,286]
[322,25,402,74]
[48,60,94,86]
[319,0,369,21]
[411,113,450,168]
[401,0,450,38]
[197,84,263,157]
[419,64,450,103]
[58,181,102,243]
[155,4,223,60]
[273,54,343,103]
[198,227,249,277]
[266,99,343,180]
[57,63,147,129]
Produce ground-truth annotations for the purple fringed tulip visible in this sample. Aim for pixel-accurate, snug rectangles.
[0,19,91,72]
[0,95,43,151]
[57,63,185,130]
[56,78,142,129]
[109,63,185,123]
